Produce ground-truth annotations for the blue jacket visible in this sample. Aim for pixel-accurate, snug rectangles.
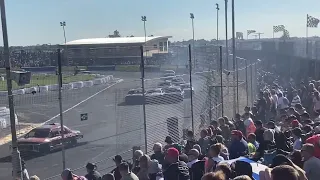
[229,138,248,159]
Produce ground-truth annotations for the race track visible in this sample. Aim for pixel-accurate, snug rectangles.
[0,71,208,180]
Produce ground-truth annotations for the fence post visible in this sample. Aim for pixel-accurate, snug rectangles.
[245,58,249,106]
[140,46,147,154]
[188,44,195,133]
[219,46,224,116]
[57,49,66,170]
[250,59,254,107]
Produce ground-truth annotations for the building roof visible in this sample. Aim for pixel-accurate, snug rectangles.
[65,36,172,46]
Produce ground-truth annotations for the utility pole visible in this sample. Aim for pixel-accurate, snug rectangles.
[0,1,23,179]
[231,0,237,114]
[216,3,219,42]
[190,13,196,70]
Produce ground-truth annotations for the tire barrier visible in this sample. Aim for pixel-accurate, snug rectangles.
[12,89,25,95]
[39,85,49,92]
[48,84,59,91]
[0,107,18,129]
[72,81,84,89]
[93,79,103,85]
[4,75,117,96]
[62,83,73,90]
[83,81,94,87]
[24,87,37,94]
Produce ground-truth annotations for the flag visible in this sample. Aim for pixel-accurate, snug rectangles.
[236,32,243,39]
[247,30,256,36]
[307,14,320,28]
[273,25,285,33]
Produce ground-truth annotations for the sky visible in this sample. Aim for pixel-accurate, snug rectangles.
[1,0,320,46]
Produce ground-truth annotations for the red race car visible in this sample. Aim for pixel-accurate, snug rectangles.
[17,123,83,153]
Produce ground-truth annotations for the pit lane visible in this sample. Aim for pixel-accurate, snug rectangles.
[0,71,207,179]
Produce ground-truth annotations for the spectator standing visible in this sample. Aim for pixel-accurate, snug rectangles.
[292,128,303,150]
[247,133,259,154]
[163,148,190,180]
[111,155,123,180]
[85,163,102,180]
[102,174,115,180]
[270,89,278,119]
[185,131,197,154]
[163,136,173,151]
[291,90,301,107]
[137,155,150,180]
[150,143,165,165]
[243,113,256,137]
[257,91,267,122]
[21,160,29,180]
[305,130,320,159]
[229,130,248,159]
[271,165,299,180]
[254,120,266,145]
[301,144,320,180]
[132,150,144,174]
[218,117,231,141]
[119,162,138,180]
[313,91,320,114]
[198,129,210,155]
[234,113,246,135]
[206,144,225,172]
[187,149,199,168]
[61,169,87,180]
[277,92,289,114]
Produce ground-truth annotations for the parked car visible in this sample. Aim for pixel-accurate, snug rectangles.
[171,77,185,86]
[160,73,176,81]
[157,81,172,88]
[164,70,176,76]
[17,123,83,154]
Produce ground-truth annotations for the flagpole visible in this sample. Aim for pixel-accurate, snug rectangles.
[247,31,248,40]
[273,26,274,39]
[306,14,309,58]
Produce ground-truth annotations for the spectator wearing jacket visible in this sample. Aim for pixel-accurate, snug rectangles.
[150,143,165,165]
[229,130,248,159]
[163,148,190,180]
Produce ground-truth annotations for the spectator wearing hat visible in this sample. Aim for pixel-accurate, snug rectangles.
[111,155,123,180]
[119,162,138,180]
[229,130,248,159]
[301,144,320,180]
[85,163,102,180]
[163,148,190,180]
[150,143,165,165]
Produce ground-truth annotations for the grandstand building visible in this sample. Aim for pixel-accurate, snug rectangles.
[62,36,172,65]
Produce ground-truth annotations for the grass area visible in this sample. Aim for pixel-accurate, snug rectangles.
[0,74,96,91]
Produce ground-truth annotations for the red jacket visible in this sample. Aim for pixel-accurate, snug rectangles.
[306,134,320,159]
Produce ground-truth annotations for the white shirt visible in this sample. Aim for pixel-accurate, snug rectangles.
[212,156,224,164]
[291,95,301,107]
[187,159,199,168]
[272,94,278,109]
[293,138,302,150]
[277,96,289,109]
[313,97,320,111]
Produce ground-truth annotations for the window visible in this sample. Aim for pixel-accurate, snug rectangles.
[153,44,157,48]
[159,42,163,52]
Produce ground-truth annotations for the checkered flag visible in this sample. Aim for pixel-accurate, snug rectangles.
[236,32,243,39]
[307,14,320,28]
[273,25,285,33]
[247,30,256,36]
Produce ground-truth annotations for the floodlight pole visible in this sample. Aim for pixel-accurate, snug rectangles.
[190,13,196,70]
[0,1,23,179]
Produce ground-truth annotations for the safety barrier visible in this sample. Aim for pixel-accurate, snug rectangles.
[62,83,73,90]
[12,89,25,95]
[24,87,37,94]
[0,107,18,129]
[83,81,94,87]
[39,85,49,92]
[48,84,59,91]
[72,81,84,89]
[0,91,6,96]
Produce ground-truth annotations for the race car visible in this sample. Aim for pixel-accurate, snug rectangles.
[17,123,83,154]
[171,77,185,86]
[157,81,172,88]
[160,73,176,81]
[180,83,195,98]
[145,88,164,103]
[125,88,144,104]
[162,86,184,103]
[164,70,176,76]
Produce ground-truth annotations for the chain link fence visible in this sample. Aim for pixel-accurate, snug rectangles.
[0,44,261,180]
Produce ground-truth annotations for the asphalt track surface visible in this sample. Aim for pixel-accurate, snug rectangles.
[0,71,207,180]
